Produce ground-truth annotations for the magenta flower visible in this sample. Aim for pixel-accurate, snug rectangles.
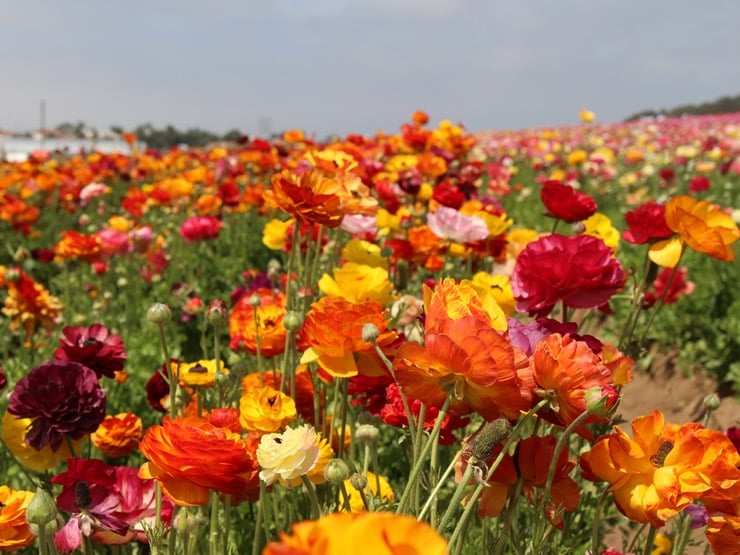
[179,215,223,242]
[427,206,489,243]
[54,324,127,379]
[53,458,173,551]
[8,360,106,451]
[511,234,626,317]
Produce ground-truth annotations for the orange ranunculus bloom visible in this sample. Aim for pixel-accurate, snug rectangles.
[0,486,35,551]
[54,230,102,262]
[139,416,260,506]
[529,333,615,431]
[228,289,287,357]
[407,226,445,268]
[411,110,430,125]
[665,195,740,262]
[91,412,143,458]
[424,277,508,333]
[263,511,447,555]
[1,267,63,340]
[239,385,296,434]
[318,262,396,306]
[599,342,634,386]
[706,514,740,555]
[394,316,533,420]
[300,297,397,378]
[580,410,739,528]
[266,168,350,228]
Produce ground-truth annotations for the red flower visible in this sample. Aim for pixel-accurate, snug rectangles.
[688,175,711,193]
[0,366,6,391]
[432,180,465,209]
[8,360,106,451]
[54,323,127,379]
[622,201,674,244]
[642,267,695,308]
[540,180,597,222]
[179,215,223,243]
[511,234,626,317]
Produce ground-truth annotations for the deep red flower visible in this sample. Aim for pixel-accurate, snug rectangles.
[54,323,127,379]
[179,215,223,243]
[511,234,625,317]
[0,366,6,391]
[688,175,711,193]
[145,367,170,413]
[432,180,465,209]
[622,201,674,244]
[642,267,695,309]
[8,360,106,451]
[540,180,597,222]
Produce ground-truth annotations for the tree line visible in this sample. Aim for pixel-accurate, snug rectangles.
[625,93,740,121]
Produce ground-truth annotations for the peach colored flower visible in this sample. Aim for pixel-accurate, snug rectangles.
[257,424,320,487]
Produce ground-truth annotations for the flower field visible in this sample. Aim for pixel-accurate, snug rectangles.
[0,111,739,554]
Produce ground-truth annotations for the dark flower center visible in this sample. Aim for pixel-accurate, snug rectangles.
[75,480,92,510]
[650,441,674,468]
[189,364,208,374]
[83,337,100,347]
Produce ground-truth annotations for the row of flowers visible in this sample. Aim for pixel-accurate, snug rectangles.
[0,111,739,554]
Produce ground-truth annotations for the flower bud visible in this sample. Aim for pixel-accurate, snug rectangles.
[355,424,380,445]
[361,323,380,343]
[248,293,262,308]
[349,473,367,491]
[703,393,720,411]
[323,459,350,485]
[147,303,172,325]
[26,487,58,527]
[283,311,303,331]
[469,418,510,461]
[585,385,620,418]
[206,299,228,326]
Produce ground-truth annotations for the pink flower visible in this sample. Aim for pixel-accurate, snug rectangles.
[340,214,377,235]
[427,206,489,243]
[79,182,109,207]
[95,229,131,258]
[179,216,223,243]
[54,323,127,379]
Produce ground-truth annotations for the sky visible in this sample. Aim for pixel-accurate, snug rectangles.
[1,0,739,139]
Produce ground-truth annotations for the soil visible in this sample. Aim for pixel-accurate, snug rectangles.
[603,351,739,554]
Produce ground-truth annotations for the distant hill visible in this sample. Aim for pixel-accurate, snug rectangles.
[625,94,740,121]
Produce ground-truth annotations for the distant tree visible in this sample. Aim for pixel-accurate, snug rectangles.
[625,93,740,121]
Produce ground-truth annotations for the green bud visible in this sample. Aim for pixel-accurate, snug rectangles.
[355,424,380,445]
[323,459,350,485]
[703,393,720,411]
[147,303,172,325]
[361,323,380,343]
[283,311,303,331]
[26,487,57,527]
[349,473,367,491]
[469,418,510,461]
[248,293,262,308]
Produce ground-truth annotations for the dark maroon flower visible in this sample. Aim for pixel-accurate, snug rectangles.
[540,180,597,222]
[145,367,170,413]
[0,366,6,390]
[726,426,740,452]
[8,360,106,451]
[511,234,626,317]
[622,201,674,244]
[179,215,223,243]
[54,324,127,379]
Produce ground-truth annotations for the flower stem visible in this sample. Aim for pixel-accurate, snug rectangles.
[209,490,219,555]
[417,449,462,522]
[642,526,658,555]
[301,475,322,519]
[252,482,266,555]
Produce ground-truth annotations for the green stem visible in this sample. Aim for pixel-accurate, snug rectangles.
[642,526,658,555]
[209,490,219,555]
[636,256,683,348]
[417,449,462,522]
[252,482,266,555]
[671,513,693,555]
[301,475,322,519]
[591,487,611,554]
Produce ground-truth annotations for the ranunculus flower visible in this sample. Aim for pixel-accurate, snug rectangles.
[95,228,131,258]
[257,424,321,487]
[688,175,711,192]
[424,277,508,333]
[53,458,173,551]
[179,215,223,242]
[262,512,448,555]
[540,180,597,222]
[174,359,227,387]
[511,234,626,317]
[8,360,106,451]
[2,410,82,471]
[54,230,102,262]
[139,417,260,506]
[664,195,739,262]
[706,514,740,555]
[642,266,695,309]
[54,323,127,379]
[622,201,674,245]
[318,262,396,305]
[91,412,143,458]
[0,366,6,391]
[242,368,317,425]
[228,289,287,357]
[0,486,35,551]
[299,297,397,378]
[427,206,490,243]
[239,385,296,434]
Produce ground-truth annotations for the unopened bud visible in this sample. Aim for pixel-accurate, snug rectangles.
[349,473,367,491]
[355,424,380,445]
[147,303,171,325]
[323,459,350,485]
[206,299,228,326]
[248,293,262,308]
[469,418,510,461]
[26,487,58,527]
[703,393,720,411]
[361,323,380,343]
[585,385,620,418]
[283,311,303,331]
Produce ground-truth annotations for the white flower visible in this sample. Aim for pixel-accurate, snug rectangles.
[257,424,321,487]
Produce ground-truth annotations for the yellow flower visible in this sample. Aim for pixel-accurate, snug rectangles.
[471,272,516,316]
[650,532,672,555]
[582,213,620,252]
[343,472,395,512]
[475,211,513,236]
[506,228,540,258]
[579,109,595,123]
[257,424,321,487]
[239,385,296,434]
[175,359,228,387]
[305,149,358,173]
[567,149,588,165]
[342,239,388,269]
[376,207,410,234]
[108,215,132,232]
[385,154,418,173]
[1,411,82,471]
[318,262,396,305]
[262,219,293,251]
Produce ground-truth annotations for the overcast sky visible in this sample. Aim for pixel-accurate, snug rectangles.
[2,1,739,138]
